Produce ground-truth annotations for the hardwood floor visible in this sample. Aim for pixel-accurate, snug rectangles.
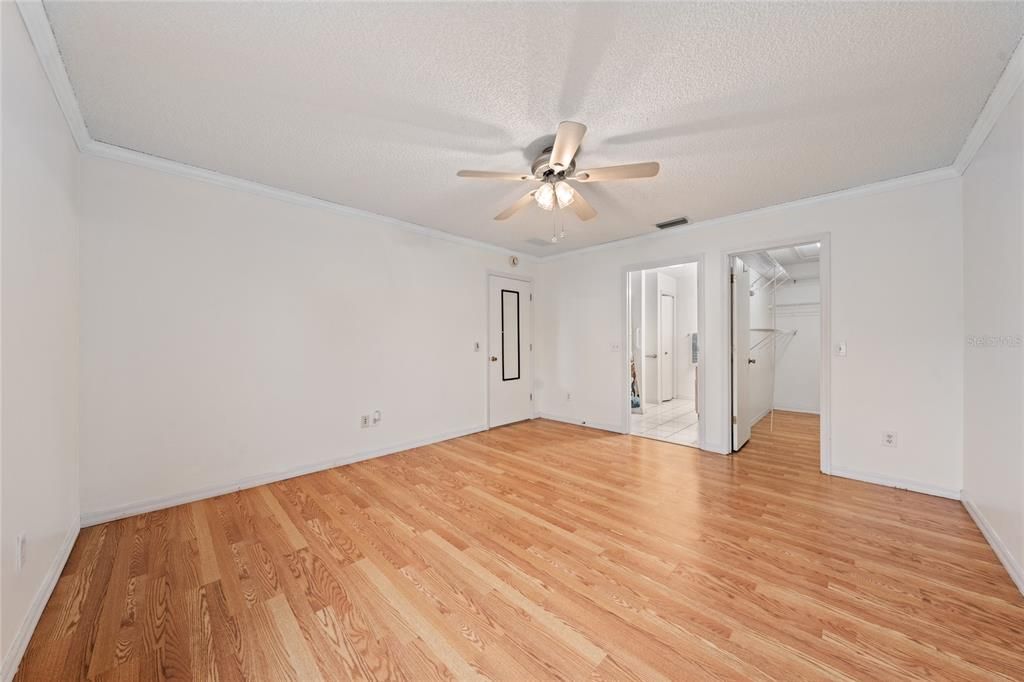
[15,412,1024,680]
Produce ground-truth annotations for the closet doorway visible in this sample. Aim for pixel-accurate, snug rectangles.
[728,239,829,471]
[625,259,703,447]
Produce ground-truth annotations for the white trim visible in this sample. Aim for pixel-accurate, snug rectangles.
[1,522,80,682]
[747,406,773,431]
[536,412,625,435]
[953,35,1024,174]
[541,167,958,262]
[15,1,90,150]
[85,140,534,261]
[80,425,486,527]
[962,492,1024,596]
[771,406,820,415]
[17,0,981,265]
[16,2,533,262]
[830,467,961,501]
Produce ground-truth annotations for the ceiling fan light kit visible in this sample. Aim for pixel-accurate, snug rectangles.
[534,181,575,211]
[457,120,660,229]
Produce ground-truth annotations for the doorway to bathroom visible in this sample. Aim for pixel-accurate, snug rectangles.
[626,260,702,447]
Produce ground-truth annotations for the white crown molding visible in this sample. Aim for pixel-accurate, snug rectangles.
[83,140,535,260]
[15,0,89,151]
[953,34,1024,175]
[16,0,1021,261]
[16,0,534,262]
[539,165,960,262]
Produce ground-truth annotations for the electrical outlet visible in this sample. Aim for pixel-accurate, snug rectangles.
[360,415,370,428]
[372,410,382,426]
[610,343,621,352]
[566,392,571,401]
[15,534,25,573]
[882,431,898,448]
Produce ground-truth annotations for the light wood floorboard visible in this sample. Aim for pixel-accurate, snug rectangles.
[15,412,1024,680]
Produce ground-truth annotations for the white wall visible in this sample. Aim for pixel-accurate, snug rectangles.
[536,174,964,497]
[962,79,1024,592]
[773,275,821,413]
[1,4,81,675]
[78,155,532,522]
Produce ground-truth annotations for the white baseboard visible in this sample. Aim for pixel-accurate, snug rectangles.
[771,406,820,415]
[81,425,487,527]
[830,467,961,500]
[536,413,625,435]
[749,406,772,428]
[962,492,1024,597]
[2,522,80,682]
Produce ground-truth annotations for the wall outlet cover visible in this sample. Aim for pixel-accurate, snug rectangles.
[882,431,898,447]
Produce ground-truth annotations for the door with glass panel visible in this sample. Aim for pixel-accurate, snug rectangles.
[488,275,533,427]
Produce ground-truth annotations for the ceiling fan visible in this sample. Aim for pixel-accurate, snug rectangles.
[456,121,660,226]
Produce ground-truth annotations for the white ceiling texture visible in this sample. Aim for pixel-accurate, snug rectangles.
[44,2,1024,256]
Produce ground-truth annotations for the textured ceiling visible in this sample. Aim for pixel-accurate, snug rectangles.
[44,1,1024,256]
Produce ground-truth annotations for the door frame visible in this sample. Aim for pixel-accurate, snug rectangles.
[486,270,535,429]
[621,255,705,448]
[723,233,831,474]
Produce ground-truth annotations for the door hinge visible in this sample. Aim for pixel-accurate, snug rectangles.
[529,343,533,351]
[529,393,533,401]
[730,274,736,283]
[732,416,737,424]
[529,293,533,301]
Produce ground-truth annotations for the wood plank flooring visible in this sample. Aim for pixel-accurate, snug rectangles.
[15,412,1024,680]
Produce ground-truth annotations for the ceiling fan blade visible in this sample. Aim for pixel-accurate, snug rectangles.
[494,190,537,221]
[574,162,660,182]
[549,121,587,171]
[457,170,533,180]
[569,187,597,221]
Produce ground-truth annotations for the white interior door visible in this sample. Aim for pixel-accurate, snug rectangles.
[659,295,675,401]
[488,275,532,427]
[732,259,752,449]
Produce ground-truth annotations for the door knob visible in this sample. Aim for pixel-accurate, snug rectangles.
[490,356,498,362]
[748,358,757,365]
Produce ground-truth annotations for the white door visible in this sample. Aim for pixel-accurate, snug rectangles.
[659,294,675,401]
[732,258,752,450]
[488,275,532,427]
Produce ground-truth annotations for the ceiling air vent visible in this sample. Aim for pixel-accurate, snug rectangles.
[656,216,689,229]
